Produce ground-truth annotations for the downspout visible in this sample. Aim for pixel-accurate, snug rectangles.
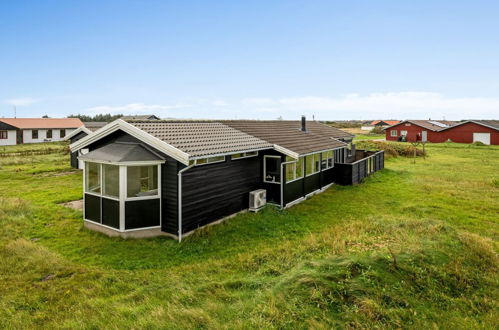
[280,158,298,209]
[177,164,194,242]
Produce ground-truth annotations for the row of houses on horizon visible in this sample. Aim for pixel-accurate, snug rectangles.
[0,116,498,146]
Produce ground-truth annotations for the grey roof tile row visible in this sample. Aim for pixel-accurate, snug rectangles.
[124,119,352,158]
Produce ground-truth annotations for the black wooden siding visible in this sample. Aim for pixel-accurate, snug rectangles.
[181,155,262,234]
[70,152,78,168]
[161,159,180,235]
[70,131,88,144]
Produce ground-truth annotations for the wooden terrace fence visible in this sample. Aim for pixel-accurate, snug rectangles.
[333,150,385,185]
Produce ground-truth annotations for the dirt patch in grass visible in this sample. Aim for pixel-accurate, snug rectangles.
[59,199,83,210]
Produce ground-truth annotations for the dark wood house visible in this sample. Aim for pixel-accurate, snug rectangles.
[70,118,383,240]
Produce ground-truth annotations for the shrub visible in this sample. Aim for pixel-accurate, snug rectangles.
[370,126,385,135]
[356,141,425,158]
[472,141,486,146]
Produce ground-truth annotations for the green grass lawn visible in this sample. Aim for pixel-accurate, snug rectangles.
[0,143,498,328]
[353,133,385,141]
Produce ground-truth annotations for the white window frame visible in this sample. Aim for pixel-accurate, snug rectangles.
[125,165,161,201]
[83,160,163,232]
[401,130,408,136]
[263,155,281,184]
[285,156,304,183]
[189,156,226,166]
[321,150,334,171]
[390,130,397,137]
[231,151,258,160]
[305,153,320,177]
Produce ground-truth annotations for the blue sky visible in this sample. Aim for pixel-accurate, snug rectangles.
[1,0,498,120]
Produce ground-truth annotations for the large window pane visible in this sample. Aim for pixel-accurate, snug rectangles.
[305,154,320,176]
[264,156,280,183]
[127,165,158,198]
[85,162,101,193]
[103,164,120,198]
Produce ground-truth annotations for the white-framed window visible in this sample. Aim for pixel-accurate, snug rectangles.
[401,130,408,136]
[405,123,411,126]
[334,149,346,163]
[102,164,120,198]
[127,165,159,198]
[285,156,304,183]
[390,130,397,137]
[85,162,101,194]
[0,131,7,139]
[189,156,226,166]
[305,153,320,176]
[231,151,258,160]
[321,150,334,170]
[264,155,281,184]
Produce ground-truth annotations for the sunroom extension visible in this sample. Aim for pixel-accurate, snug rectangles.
[80,142,165,237]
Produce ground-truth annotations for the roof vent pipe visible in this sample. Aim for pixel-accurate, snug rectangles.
[301,115,306,132]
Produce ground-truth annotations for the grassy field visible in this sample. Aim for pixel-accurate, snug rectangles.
[353,134,385,141]
[0,142,498,328]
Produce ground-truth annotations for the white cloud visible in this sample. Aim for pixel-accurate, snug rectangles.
[5,97,40,106]
[238,92,499,120]
[79,92,499,120]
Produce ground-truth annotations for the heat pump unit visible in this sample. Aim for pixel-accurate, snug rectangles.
[249,189,266,212]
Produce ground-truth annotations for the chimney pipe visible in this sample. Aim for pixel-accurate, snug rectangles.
[301,115,306,132]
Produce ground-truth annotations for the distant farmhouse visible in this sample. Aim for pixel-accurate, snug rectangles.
[69,117,385,240]
[361,120,400,131]
[0,118,83,146]
[386,120,499,145]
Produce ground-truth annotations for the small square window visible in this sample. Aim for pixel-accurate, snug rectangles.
[32,130,39,139]
[0,131,7,139]
[390,130,397,137]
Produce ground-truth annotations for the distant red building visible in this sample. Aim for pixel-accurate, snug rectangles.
[385,120,499,145]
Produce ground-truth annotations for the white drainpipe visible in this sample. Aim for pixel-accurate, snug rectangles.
[280,158,298,209]
[178,164,194,242]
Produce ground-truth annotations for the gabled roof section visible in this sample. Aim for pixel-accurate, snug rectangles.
[371,120,400,126]
[79,142,164,164]
[0,118,83,129]
[129,120,273,159]
[385,120,458,131]
[441,120,499,131]
[222,120,348,156]
[63,126,91,141]
[0,121,18,130]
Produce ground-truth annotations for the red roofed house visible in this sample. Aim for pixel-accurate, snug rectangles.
[385,120,499,145]
[0,118,83,146]
[361,120,401,131]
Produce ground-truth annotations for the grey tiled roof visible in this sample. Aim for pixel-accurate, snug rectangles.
[223,120,348,155]
[398,120,458,131]
[129,121,273,158]
[83,122,108,132]
[472,120,499,130]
